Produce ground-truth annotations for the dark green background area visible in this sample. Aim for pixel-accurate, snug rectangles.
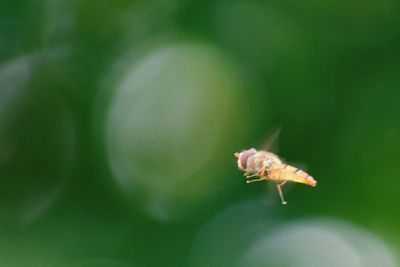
[1,1,399,266]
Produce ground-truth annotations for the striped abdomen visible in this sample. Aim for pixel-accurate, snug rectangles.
[268,164,317,187]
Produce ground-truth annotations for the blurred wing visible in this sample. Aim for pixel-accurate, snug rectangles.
[291,162,308,173]
[259,126,282,152]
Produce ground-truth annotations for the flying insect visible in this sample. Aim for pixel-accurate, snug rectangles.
[234,148,317,205]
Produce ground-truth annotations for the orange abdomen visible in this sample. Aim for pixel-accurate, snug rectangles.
[269,164,317,187]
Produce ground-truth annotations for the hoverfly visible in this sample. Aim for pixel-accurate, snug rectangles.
[234,148,317,205]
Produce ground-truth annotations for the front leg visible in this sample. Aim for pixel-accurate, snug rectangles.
[244,171,258,178]
[246,177,266,183]
[256,166,267,177]
[245,166,266,178]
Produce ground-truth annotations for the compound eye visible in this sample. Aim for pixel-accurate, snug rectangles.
[240,150,254,169]
[240,156,247,169]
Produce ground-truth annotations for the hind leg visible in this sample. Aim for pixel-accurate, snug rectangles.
[276,180,288,205]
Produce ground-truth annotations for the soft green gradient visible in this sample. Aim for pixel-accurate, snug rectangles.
[0,1,399,266]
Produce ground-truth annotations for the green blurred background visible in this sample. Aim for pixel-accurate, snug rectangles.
[1,0,400,266]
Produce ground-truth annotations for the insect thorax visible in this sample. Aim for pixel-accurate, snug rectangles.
[248,151,281,175]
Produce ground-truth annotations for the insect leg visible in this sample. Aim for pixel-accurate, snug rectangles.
[245,166,267,179]
[276,180,288,205]
[244,172,258,178]
[246,177,266,183]
[279,180,287,186]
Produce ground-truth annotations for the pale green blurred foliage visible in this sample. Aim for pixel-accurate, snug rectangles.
[190,200,397,267]
[0,52,75,223]
[103,42,252,221]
